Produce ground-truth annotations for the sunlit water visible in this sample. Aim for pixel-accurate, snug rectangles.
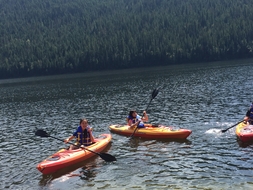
[1,59,253,190]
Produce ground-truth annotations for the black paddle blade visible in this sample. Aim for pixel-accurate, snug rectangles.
[35,129,50,137]
[221,129,227,133]
[99,153,117,162]
[151,88,159,99]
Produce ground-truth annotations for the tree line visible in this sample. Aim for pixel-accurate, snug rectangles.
[0,0,253,79]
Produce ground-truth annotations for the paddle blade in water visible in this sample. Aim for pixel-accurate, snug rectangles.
[35,129,50,137]
[221,129,227,133]
[99,153,117,162]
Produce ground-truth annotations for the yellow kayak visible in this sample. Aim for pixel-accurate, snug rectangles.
[109,124,192,139]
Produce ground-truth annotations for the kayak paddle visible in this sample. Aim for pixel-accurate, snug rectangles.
[35,129,116,162]
[221,120,244,133]
[130,88,159,138]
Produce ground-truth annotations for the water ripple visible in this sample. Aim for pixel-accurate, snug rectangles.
[1,61,253,189]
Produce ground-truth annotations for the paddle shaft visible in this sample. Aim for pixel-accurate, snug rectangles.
[221,120,244,133]
[130,94,156,138]
[48,135,102,156]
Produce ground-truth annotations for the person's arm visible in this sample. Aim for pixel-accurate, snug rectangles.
[87,127,95,142]
[128,118,140,129]
[64,135,75,143]
[142,111,149,122]
[127,118,132,126]
[246,110,251,117]
[132,120,140,127]
[244,109,251,123]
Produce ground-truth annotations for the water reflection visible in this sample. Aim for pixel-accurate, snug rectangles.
[79,164,98,181]
[39,162,100,190]
[237,139,253,148]
[128,137,192,149]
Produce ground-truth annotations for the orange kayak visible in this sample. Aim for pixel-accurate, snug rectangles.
[235,122,253,142]
[109,124,192,139]
[37,134,112,175]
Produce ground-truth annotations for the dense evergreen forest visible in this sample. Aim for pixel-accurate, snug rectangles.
[0,0,253,79]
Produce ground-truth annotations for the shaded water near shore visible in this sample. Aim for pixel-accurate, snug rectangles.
[1,59,253,189]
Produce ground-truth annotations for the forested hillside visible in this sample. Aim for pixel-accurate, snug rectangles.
[0,0,253,79]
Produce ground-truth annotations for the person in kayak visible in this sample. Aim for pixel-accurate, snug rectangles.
[244,102,253,125]
[64,118,95,150]
[127,110,149,129]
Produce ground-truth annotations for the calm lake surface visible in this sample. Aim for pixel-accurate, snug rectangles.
[1,60,253,190]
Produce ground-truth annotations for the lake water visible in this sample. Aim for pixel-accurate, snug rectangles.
[1,59,253,190]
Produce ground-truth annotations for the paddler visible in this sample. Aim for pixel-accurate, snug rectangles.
[127,110,149,129]
[243,102,253,125]
[64,118,95,150]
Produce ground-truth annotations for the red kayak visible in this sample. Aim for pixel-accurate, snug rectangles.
[236,122,253,142]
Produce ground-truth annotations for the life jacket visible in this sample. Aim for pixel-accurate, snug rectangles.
[127,115,145,128]
[127,115,138,124]
[74,126,92,146]
[249,108,253,119]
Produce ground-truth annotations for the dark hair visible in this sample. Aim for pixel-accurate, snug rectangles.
[128,110,136,118]
[80,118,88,125]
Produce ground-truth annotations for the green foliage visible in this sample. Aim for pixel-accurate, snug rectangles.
[0,0,253,79]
